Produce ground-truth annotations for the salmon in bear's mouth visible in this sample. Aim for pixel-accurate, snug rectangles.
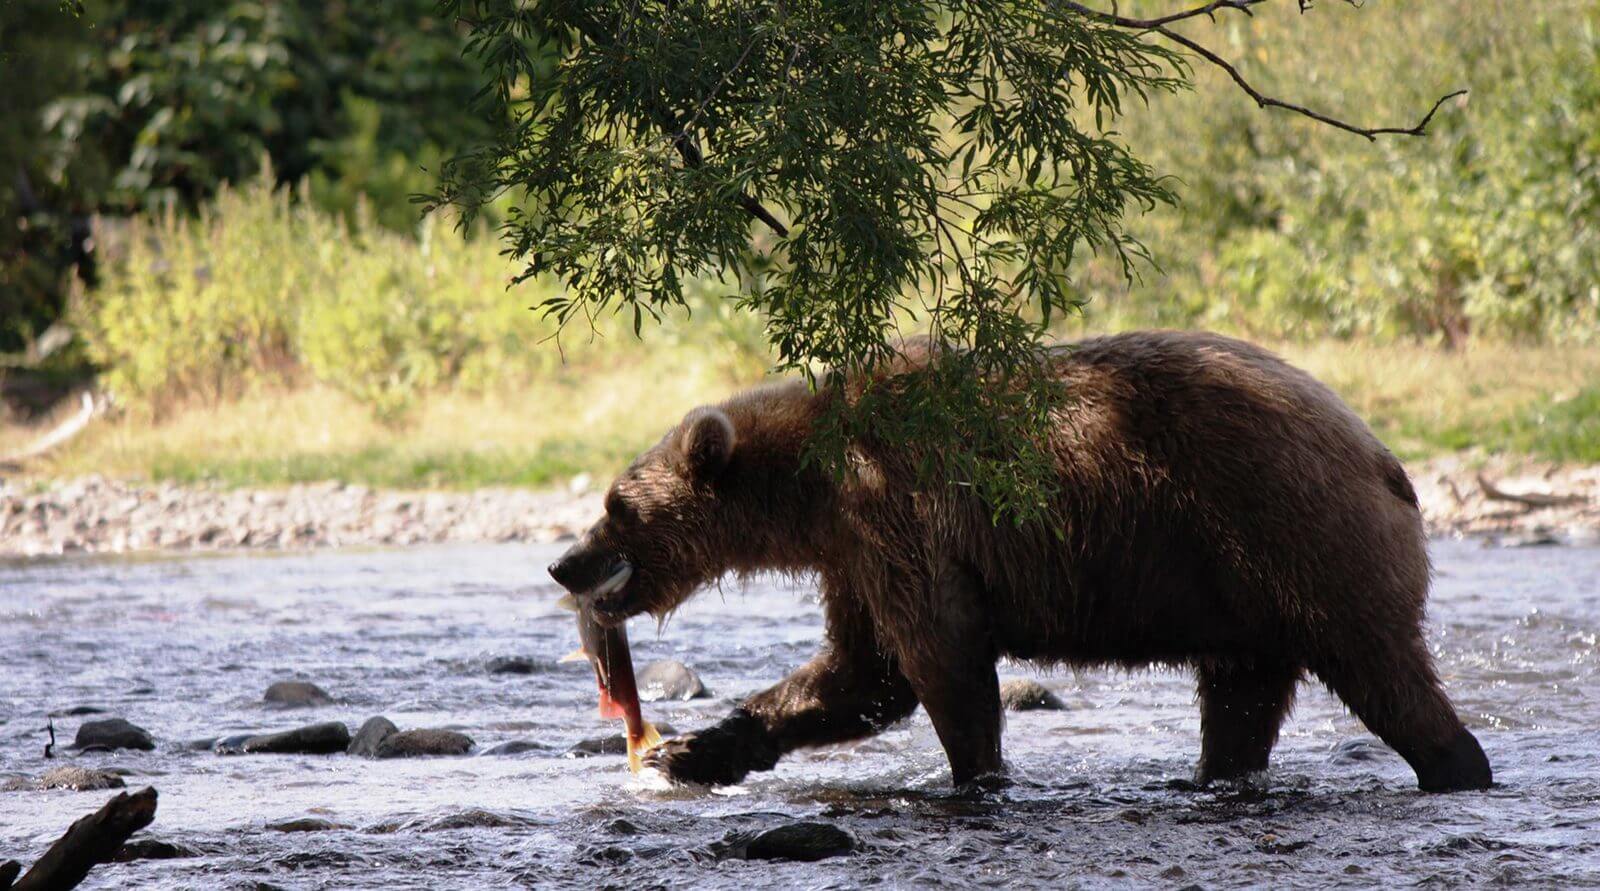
[583,560,635,622]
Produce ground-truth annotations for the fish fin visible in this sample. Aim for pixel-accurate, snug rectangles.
[627,722,665,774]
[597,688,627,720]
[556,593,578,611]
[558,648,588,663]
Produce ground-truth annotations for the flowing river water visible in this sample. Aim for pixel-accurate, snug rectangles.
[1,538,1597,889]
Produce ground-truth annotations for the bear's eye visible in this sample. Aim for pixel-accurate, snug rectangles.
[605,492,635,525]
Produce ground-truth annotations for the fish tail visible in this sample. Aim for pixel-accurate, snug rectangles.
[558,648,588,664]
[626,721,665,774]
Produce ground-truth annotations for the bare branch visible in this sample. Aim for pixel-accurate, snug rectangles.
[1062,0,1466,140]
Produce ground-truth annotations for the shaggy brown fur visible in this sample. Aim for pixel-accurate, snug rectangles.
[548,330,1492,792]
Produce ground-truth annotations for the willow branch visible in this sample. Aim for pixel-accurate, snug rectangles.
[1062,0,1467,140]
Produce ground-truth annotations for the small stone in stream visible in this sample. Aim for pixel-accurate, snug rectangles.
[737,822,858,862]
[636,660,707,701]
[114,839,199,862]
[482,739,547,756]
[999,679,1066,712]
[268,818,348,833]
[486,656,537,675]
[566,723,678,757]
[72,718,155,751]
[51,706,105,717]
[212,734,255,754]
[264,680,334,707]
[347,716,399,757]
[40,767,126,791]
[231,721,350,755]
[374,729,475,758]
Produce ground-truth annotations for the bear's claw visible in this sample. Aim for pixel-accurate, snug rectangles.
[642,710,780,786]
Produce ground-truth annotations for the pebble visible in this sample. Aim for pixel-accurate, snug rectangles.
[264,681,334,707]
[481,740,548,756]
[347,716,399,757]
[374,729,475,758]
[39,767,126,791]
[999,679,1066,712]
[719,822,858,862]
[637,660,708,701]
[72,718,155,752]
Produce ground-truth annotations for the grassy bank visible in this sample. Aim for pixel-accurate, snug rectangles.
[7,339,1597,491]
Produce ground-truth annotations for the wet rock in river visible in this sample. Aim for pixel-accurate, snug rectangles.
[714,822,858,862]
[269,817,349,833]
[374,729,475,758]
[347,716,399,757]
[1330,737,1394,764]
[1000,679,1066,712]
[218,721,350,755]
[637,660,707,701]
[114,839,199,862]
[51,705,106,717]
[264,680,334,707]
[72,717,155,751]
[40,766,127,791]
[486,656,538,675]
[567,723,677,757]
[481,739,548,756]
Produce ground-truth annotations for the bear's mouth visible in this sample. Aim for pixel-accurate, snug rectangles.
[583,559,636,622]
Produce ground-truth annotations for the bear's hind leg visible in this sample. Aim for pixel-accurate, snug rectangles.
[1194,657,1300,784]
[890,564,1004,789]
[1311,634,1492,792]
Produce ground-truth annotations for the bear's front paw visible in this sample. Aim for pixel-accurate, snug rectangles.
[642,711,779,786]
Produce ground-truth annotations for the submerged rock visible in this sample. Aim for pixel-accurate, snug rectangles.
[347,716,399,757]
[374,729,474,758]
[268,817,348,833]
[486,656,537,675]
[715,822,858,862]
[73,718,155,751]
[481,739,548,756]
[264,680,334,707]
[40,766,127,791]
[636,660,707,701]
[114,839,199,862]
[1330,737,1394,764]
[999,679,1066,712]
[217,721,350,755]
[567,723,677,757]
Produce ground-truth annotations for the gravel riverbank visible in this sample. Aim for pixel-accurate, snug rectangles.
[2,456,1597,557]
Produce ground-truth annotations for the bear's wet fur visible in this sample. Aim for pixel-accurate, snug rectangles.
[547,330,1492,792]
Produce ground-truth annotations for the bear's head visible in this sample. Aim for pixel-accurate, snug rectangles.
[547,406,742,624]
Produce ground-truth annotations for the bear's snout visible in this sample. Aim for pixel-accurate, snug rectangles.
[548,542,632,603]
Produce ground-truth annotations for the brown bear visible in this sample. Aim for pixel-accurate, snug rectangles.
[547,330,1492,792]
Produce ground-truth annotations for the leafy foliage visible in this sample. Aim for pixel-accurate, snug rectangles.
[1077,0,1600,345]
[435,0,1189,522]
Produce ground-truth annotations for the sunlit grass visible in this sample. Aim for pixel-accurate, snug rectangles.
[8,339,1597,490]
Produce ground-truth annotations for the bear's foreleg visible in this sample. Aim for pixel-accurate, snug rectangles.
[643,591,916,785]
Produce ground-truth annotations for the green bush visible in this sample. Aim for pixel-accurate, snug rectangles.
[84,175,763,420]
[1072,0,1600,344]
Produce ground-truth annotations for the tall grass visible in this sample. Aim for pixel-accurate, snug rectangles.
[85,174,768,422]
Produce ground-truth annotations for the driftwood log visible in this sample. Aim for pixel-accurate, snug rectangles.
[1477,473,1589,510]
[2,787,157,891]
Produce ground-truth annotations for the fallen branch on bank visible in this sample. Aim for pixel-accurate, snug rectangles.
[0,392,97,470]
[1,787,158,891]
[1477,474,1590,510]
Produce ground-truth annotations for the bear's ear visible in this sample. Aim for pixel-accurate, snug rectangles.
[680,408,736,480]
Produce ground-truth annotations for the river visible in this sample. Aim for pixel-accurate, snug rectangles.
[2,539,1597,888]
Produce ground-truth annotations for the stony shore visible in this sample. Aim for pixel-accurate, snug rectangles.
[2,457,1597,558]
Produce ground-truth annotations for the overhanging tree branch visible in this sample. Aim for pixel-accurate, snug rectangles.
[1061,0,1467,140]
